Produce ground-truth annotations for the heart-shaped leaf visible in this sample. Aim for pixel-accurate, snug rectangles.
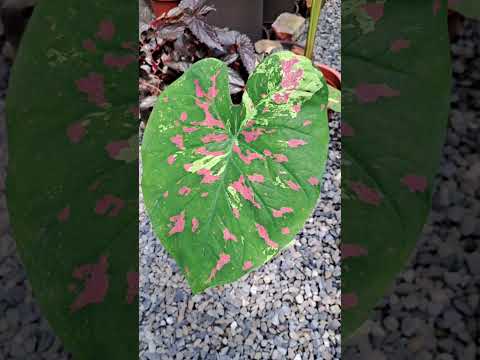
[6,1,138,358]
[142,51,329,294]
[342,0,451,339]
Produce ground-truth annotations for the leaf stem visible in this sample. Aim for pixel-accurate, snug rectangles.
[305,0,325,61]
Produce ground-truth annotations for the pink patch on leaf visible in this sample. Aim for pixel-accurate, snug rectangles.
[192,218,200,233]
[341,244,368,259]
[197,169,220,184]
[83,39,96,53]
[288,139,308,148]
[303,120,312,127]
[233,144,264,165]
[273,92,290,104]
[104,54,136,70]
[183,127,199,134]
[170,134,185,150]
[401,174,428,193]
[361,3,384,22]
[308,177,320,186]
[263,149,272,157]
[179,187,191,196]
[232,208,240,219]
[231,175,261,208]
[67,122,86,143]
[195,147,225,157]
[70,256,109,312]
[342,293,359,310]
[126,272,138,304]
[281,227,290,235]
[242,128,264,143]
[287,181,300,191]
[223,228,237,242]
[274,154,289,163]
[76,73,107,107]
[202,133,229,144]
[192,100,225,129]
[105,140,129,160]
[58,206,70,222]
[272,207,294,218]
[180,112,188,122]
[350,182,382,206]
[167,155,176,165]
[242,261,253,271]
[96,20,115,41]
[248,174,265,183]
[355,83,400,103]
[163,191,169,198]
[281,58,304,90]
[255,223,279,249]
[95,195,125,217]
[433,0,441,15]
[201,192,209,198]
[168,211,185,236]
[208,253,231,282]
[292,104,301,113]
[390,39,411,53]
[341,122,355,137]
[184,164,193,172]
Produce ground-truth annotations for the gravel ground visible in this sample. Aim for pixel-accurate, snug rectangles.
[139,1,342,360]
[343,18,480,360]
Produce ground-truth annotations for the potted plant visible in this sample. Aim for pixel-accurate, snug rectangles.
[141,0,339,293]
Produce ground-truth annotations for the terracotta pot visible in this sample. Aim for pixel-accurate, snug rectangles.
[150,0,179,17]
[316,63,341,90]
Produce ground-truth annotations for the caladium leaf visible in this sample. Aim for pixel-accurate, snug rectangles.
[327,85,341,112]
[449,0,480,19]
[342,0,451,339]
[142,51,330,294]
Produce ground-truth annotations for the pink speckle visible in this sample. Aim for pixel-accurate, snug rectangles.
[288,139,308,148]
[308,177,320,186]
[303,120,312,127]
[167,155,176,165]
[83,39,96,52]
[170,134,185,150]
[401,174,428,193]
[341,244,368,259]
[433,0,441,15]
[245,119,256,128]
[95,195,125,217]
[76,73,107,107]
[195,147,225,157]
[274,154,289,163]
[194,79,206,98]
[272,207,294,218]
[179,186,192,196]
[241,128,264,143]
[105,140,129,160]
[355,83,400,103]
[168,211,185,236]
[341,122,355,137]
[202,133,229,144]
[248,174,265,183]
[243,261,253,271]
[70,256,109,312]
[231,175,261,209]
[58,206,70,222]
[281,227,290,235]
[126,272,138,304]
[342,293,359,310]
[184,164,193,172]
[273,92,290,104]
[201,192,209,198]
[163,191,169,198]
[197,168,220,184]
[287,180,300,191]
[350,182,382,206]
[232,208,240,219]
[96,20,115,41]
[361,3,384,22]
[263,149,272,157]
[180,112,188,122]
[192,218,200,233]
[255,223,279,249]
[208,253,231,282]
[390,39,411,53]
[233,144,264,165]
[183,127,199,133]
[67,122,86,143]
[121,41,136,51]
[104,53,136,70]
[292,104,301,113]
[281,58,304,90]
[192,99,225,129]
[223,228,237,242]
